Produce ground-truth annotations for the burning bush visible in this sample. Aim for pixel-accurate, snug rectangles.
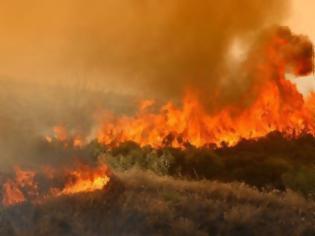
[0,163,111,207]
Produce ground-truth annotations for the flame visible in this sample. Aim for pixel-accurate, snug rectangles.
[73,136,84,148]
[56,164,110,196]
[6,27,312,206]
[97,90,315,148]
[1,164,110,207]
[2,180,25,207]
[139,99,155,112]
[44,125,85,148]
[53,126,68,142]
[97,28,315,148]
[1,167,40,207]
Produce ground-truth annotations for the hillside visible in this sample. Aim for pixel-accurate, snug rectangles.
[1,170,314,236]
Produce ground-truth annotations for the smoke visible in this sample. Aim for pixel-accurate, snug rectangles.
[0,0,288,96]
[0,0,292,167]
[235,26,314,108]
[63,0,290,100]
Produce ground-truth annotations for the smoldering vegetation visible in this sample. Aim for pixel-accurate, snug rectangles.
[0,170,314,236]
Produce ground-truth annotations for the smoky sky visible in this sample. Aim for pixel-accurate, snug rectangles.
[0,0,288,97]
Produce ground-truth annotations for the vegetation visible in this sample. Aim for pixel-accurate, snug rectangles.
[93,132,315,197]
[3,130,315,235]
[1,170,315,236]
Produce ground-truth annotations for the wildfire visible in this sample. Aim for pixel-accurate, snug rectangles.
[56,164,110,196]
[1,164,110,207]
[97,27,315,148]
[2,180,25,207]
[45,125,85,148]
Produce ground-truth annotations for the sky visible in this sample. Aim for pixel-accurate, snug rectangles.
[288,0,315,42]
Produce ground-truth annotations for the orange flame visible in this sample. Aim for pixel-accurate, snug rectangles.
[56,164,110,196]
[53,126,68,142]
[44,125,85,148]
[2,180,25,207]
[97,28,315,148]
[1,164,110,207]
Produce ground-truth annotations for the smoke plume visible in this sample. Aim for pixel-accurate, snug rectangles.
[0,0,293,167]
[0,0,288,96]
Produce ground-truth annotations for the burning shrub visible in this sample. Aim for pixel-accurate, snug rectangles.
[0,163,111,207]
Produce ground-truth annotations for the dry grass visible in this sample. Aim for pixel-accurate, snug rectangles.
[1,169,315,236]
